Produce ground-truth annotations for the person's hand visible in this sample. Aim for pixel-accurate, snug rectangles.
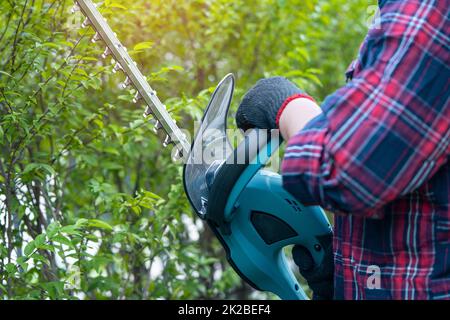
[236,77,311,131]
[292,241,334,300]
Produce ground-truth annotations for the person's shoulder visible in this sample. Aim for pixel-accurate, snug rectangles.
[377,1,447,45]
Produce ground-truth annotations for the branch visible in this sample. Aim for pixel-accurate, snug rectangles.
[9,0,30,72]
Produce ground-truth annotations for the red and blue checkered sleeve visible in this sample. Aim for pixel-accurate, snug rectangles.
[282,1,450,218]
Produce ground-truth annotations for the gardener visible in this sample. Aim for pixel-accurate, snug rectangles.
[236,0,449,300]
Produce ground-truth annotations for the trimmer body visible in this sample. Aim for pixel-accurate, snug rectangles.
[183,74,332,300]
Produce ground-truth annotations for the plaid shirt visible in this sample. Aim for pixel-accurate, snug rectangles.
[282,0,449,300]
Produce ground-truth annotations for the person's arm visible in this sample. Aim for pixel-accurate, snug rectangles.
[279,98,322,140]
[281,1,450,218]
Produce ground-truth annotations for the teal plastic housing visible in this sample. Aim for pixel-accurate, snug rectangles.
[218,169,332,300]
[209,136,332,300]
[184,74,332,300]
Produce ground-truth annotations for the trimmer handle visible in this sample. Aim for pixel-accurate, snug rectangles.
[207,130,332,299]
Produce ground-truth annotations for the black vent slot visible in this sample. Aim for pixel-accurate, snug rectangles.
[250,211,298,245]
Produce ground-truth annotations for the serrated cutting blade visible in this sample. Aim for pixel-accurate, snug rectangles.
[73,0,191,158]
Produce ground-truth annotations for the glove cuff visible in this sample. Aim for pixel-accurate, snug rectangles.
[275,93,317,128]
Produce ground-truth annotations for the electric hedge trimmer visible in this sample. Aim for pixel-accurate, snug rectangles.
[72,0,332,300]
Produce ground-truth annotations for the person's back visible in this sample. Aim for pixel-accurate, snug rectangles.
[331,0,449,299]
[236,0,449,299]
[333,164,449,299]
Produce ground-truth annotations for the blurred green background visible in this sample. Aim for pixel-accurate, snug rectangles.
[0,0,374,299]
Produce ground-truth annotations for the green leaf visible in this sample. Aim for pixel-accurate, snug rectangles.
[40,281,64,299]
[93,119,104,129]
[46,222,60,239]
[74,68,89,77]
[142,190,162,200]
[24,241,35,256]
[5,263,17,274]
[39,244,55,252]
[58,40,74,48]
[42,42,60,49]
[23,163,56,176]
[0,243,7,258]
[82,56,98,62]
[31,253,49,265]
[75,218,89,227]
[104,147,120,156]
[110,3,127,10]
[17,256,28,270]
[52,235,74,248]
[88,219,113,231]
[60,225,80,235]
[0,70,13,78]
[34,234,46,248]
[161,65,184,73]
[133,41,154,51]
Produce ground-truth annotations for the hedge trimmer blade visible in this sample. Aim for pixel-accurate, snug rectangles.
[72,0,190,159]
